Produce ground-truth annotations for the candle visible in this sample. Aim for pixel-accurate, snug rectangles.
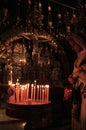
[45,85,49,102]
[23,85,26,101]
[26,83,30,100]
[15,87,19,103]
[20,85,25,103]
[31,84,34,101]
[15,79,20,103]
[42,85,45,102]
[33,85,36,101]
[10,70,13,83]
[39,85,42,101]
[33,80,36,101]
[37,85,39,101]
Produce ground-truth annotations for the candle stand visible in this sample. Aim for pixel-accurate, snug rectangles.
[6,101,52,130]
[6,82,52,130]
[5,83,72,130]
[6,88,71,130]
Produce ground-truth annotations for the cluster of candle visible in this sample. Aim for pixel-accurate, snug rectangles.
[8,80,50,105]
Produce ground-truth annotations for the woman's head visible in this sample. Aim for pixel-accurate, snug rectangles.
[69,39,82,53]
[66,34,86,53]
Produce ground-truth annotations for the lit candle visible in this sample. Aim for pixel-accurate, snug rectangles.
[31,84,34,101]
[26,83,30,100]
[23,85,26,103]
[45,85,49,102]
[33,85,36,101]
[20,85,24,103]
[37,85,39,101]
[15,80,20,103]
[33,80,36,101]
[10,70,13,83]
[39,85,42,101]
[42,85,45,102]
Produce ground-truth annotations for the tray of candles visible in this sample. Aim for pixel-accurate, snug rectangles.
[6,80,51,120]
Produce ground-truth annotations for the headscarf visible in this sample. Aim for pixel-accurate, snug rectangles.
[66,33,86,50]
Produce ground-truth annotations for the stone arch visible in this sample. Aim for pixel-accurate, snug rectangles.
[0,30,71,84]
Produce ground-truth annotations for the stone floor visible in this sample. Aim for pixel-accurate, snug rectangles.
[0,108,71,130]
[0,109,25,130]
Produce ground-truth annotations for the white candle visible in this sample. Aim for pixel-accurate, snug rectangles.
[33,80,36,101]
[39,85,42,101]
[23,86,26,103]
[26,84,30,100]
[31,84,34,101]
[16,83,20,103]
[20,85,24,103]
[10,70,13,83]
[37,85,39,101]
[45,85,49,102]
[33,86,36,101]
[42,85,45,102]
[15,79,20,103]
